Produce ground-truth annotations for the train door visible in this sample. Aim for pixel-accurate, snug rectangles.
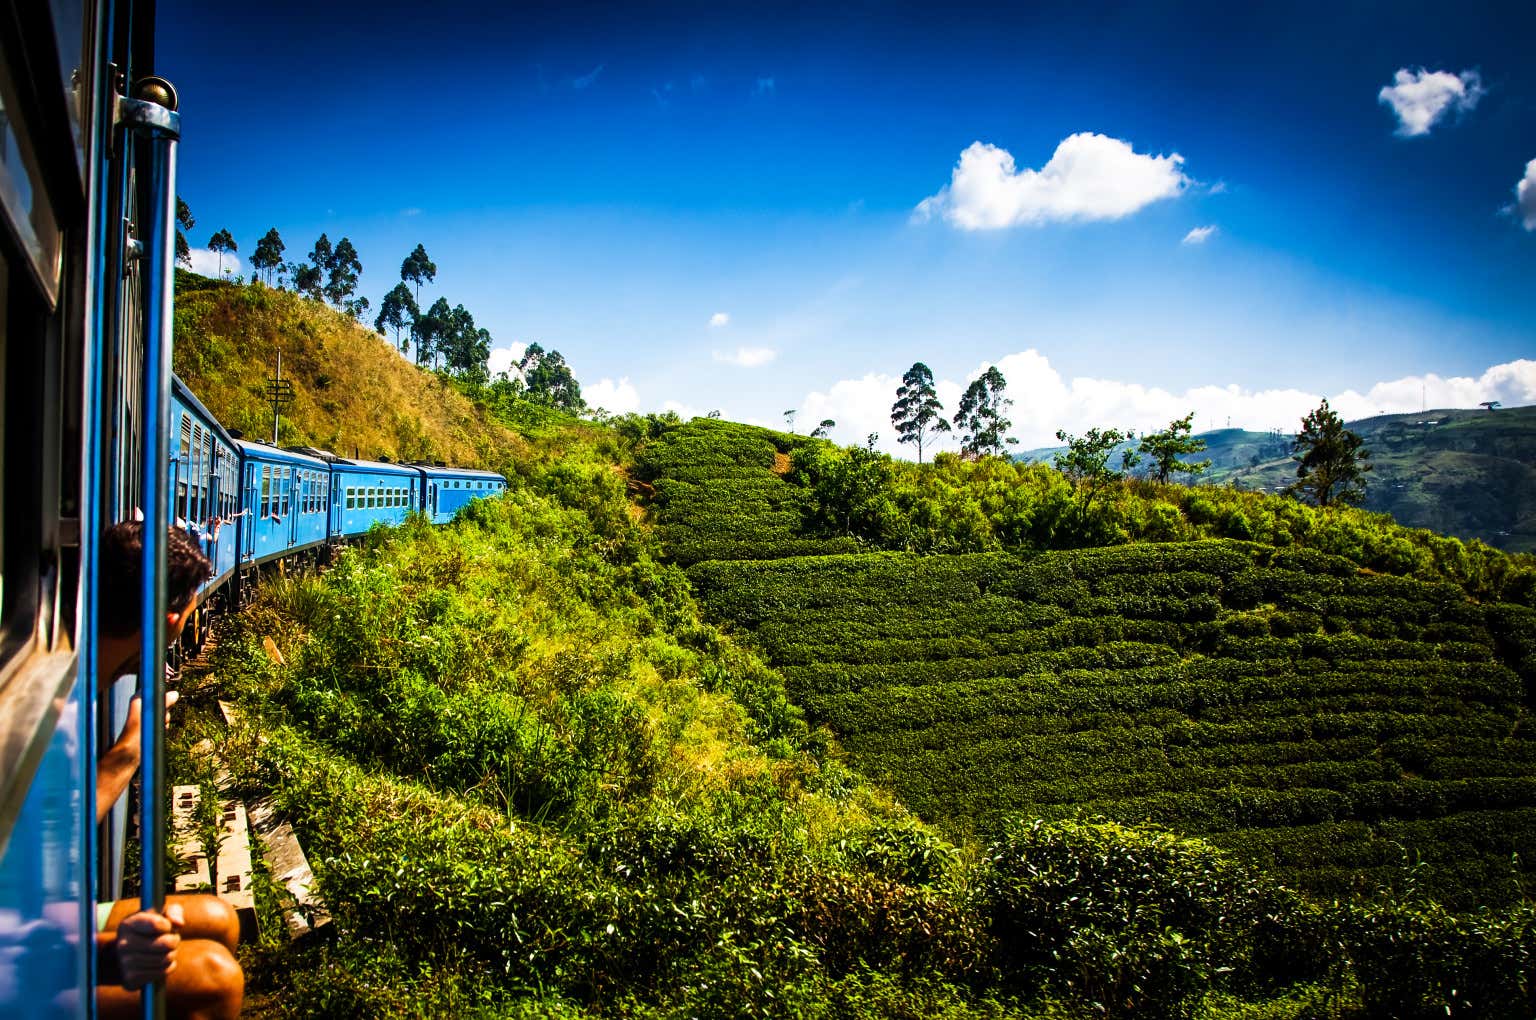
[331,472,344,538]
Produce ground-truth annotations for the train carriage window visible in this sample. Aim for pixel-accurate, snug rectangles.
[259,465,269,517]
[281,467,291,516]
[345,486,355,510]
[0,56,64,303]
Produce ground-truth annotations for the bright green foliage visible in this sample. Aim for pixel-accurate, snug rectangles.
[1055,426,1140,520]
[953,366,1016,458]
[518,342,585,411]
[792,441,901,542]
[892,362,951,463]
[1289,399,1372,508]
[1140,412,1212,484]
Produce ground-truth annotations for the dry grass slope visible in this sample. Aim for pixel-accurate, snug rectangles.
[172,273,529,473]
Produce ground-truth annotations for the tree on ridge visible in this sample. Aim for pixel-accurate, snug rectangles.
[206,228,237,277]
[250,227,286,286]
[376,283,420,354]
[1287,398,1371,507]
[175,198,195,267]
[1138,411,1211,484]
[325,237,363,307]
[953,366,1016,458]
[401,244,437,304]
[891,361,951,463]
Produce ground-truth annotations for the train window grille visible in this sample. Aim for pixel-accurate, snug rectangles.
[260,465,271,517]
[281,467,291,516]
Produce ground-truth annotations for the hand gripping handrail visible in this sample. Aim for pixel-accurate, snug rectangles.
[117,75,180,1020]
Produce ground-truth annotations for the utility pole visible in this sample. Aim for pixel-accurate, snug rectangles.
[265,349,294,445]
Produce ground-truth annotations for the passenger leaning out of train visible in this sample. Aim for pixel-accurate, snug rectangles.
[94,522,245,1020]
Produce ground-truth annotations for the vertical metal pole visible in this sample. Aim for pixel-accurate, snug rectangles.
[272,349,282,445]
[119,78,180,1020]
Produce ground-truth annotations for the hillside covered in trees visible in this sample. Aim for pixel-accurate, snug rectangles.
[172,283,1536,1018]
[1019,405,1536,553]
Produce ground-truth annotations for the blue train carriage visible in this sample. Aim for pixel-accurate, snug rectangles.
[235,441,331,565]
[170,378,240,599]
[331,458,422,538]
[417,464,508,525]
[2,0,172,1013]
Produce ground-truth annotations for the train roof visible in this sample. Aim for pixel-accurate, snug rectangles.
[233,439,332,468]
[172,375,238,448]
[329,457,421,477]
[414,464,506,480]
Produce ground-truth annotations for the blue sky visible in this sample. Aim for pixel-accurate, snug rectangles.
[160,0,1536,450]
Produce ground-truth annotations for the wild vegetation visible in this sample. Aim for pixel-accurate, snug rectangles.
[169,289,1536,1015]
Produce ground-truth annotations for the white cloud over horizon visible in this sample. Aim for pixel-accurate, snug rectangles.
[488,342,529,379]
[1517,158,1536,231]
[585,376,640,414]
[791,352,1536,456]
[913,133,1189,230]
[1378,68,1485,137]
[1182,225,1218,245]
[709,311,730,327]
[186,247,244,279]
[713,345,777,367]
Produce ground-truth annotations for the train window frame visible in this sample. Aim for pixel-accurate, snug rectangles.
[0,54,63,306]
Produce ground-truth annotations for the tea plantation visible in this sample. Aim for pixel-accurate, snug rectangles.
[644,419,1536,907]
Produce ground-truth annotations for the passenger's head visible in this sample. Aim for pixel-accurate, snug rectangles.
[99,521,212,643]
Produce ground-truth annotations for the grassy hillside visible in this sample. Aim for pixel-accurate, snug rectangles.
[166,285,1536,1014]
[179,459,1536,1019]
[173,273,531,472]
[640,419,1536,907]
[1019,406,1536,553]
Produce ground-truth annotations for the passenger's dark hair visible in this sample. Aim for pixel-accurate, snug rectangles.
[99,522,213,637]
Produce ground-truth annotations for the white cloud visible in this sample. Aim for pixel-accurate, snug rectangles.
[585,376,640,414]
[800,373,902,446]
[913,133,1189,230]
[713,346,777,368]
[798,352,1536,456]
[186,247,244,280]
[1516,158,1536,231]
[1182,225,1218,245]
[1378,68,1485,137]
[752,76,775,97]
[488,342,529,379]
[662,399,705,420]
[708,312,730,327]
[401,207,422,217]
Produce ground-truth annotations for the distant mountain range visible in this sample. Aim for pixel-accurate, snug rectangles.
[1016,405,1536,553]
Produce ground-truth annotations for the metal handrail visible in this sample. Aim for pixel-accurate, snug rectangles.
[118,76,180,1020]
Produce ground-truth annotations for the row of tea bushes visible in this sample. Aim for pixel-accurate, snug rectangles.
[683,538,1536,906]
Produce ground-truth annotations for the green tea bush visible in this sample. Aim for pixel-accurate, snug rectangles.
[974,819,1331,1018]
